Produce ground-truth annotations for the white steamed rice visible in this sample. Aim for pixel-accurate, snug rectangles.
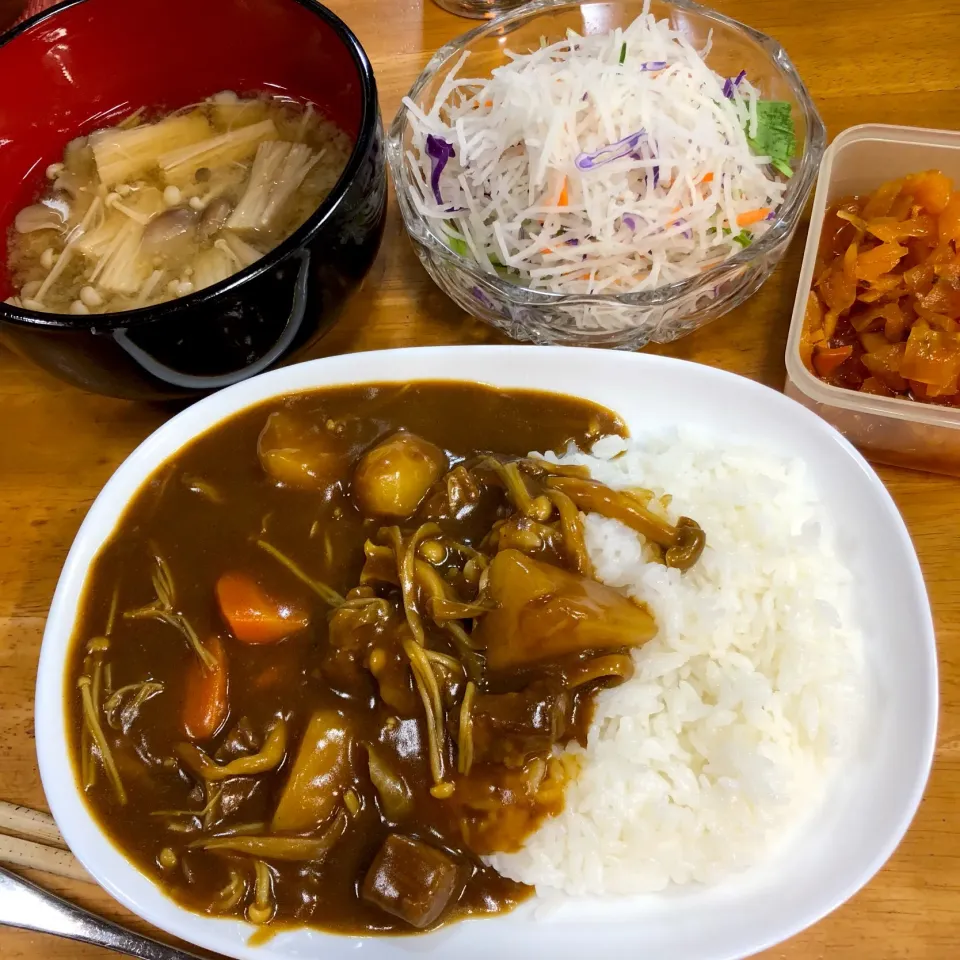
[487,428,864,895]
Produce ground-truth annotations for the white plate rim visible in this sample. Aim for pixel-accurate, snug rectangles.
[34,345,938,960]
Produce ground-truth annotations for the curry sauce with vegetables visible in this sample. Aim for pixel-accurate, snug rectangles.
[67,382,705,934]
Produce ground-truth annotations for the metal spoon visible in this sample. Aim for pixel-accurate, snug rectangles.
[0,864,207,959]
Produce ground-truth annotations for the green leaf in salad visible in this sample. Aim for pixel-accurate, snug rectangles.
[444,230,518,279]
[619,43,627,65]
[446,234,470,258]
[746,100,796,178]
[732,229,752,247]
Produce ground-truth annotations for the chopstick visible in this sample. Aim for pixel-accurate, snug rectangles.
[0,834,91,882]
[0,801,67,848]
[0,801,92,883]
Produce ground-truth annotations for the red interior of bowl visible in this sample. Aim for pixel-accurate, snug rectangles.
[0,0,364,299]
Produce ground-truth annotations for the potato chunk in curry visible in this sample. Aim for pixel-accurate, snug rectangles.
[352,432,447,518]
[257,410,349,491]
[475,549,657,670]
[272,710,353,832]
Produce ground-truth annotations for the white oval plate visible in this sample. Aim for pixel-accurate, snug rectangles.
[35,346,937,960]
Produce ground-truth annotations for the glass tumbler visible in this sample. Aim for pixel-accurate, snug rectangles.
[430,0,528,19]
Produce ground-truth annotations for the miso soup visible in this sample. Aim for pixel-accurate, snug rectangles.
[6,92,352,315]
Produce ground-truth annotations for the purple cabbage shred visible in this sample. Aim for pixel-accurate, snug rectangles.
[641,61,667,71]
[723,69,747,99]
[471,286,495,309]
[575,129,646,171]
[425,134,455,205]
[622,215,637,231]
[766,210,777,221]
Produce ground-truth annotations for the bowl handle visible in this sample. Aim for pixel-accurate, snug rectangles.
[111,249,310,391]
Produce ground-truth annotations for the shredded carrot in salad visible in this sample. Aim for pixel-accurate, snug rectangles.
[737,208,772,227]
[402,1,793,295]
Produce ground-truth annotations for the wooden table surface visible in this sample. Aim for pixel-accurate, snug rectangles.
[1,0,958,957]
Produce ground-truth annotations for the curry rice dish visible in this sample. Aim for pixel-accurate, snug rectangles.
[66,381,863,933]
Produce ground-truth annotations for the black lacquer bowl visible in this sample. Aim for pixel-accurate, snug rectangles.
[0,0,386,399]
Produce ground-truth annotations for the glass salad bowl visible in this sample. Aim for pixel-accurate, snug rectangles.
[387,0,825,349]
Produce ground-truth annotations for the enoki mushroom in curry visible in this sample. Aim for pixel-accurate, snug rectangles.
[67,383,704,935]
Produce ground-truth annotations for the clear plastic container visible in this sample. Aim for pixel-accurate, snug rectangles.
[784,123,960,476]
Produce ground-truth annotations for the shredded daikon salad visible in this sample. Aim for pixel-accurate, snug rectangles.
[402,7,796,295]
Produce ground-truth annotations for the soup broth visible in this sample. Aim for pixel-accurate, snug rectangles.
[6,92,351,315]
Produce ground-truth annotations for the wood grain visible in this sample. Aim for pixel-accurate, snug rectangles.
[0,1,958,957]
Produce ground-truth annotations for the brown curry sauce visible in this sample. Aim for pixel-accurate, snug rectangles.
[66,383,684,935]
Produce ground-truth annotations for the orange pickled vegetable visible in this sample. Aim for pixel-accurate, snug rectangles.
[804,169,960,406]
[904,262,935,295]
[851,300,905,337]
[860,377,896,397]
[890,193,915,222]
[928,313,959,333]
[917,280,960,318]
[804,289,823,336]
[861,179,903,219]
[799,291,823,372]
[855,243,906,283]
[901,321,960,389]
[904,170,952,215]
[859,330,889,354]
[819,265,857,315]
[940,193,960,245]
[867,215,936,244]
[813,345,853,378]
[884,302,911,343]
[862,342,908,393]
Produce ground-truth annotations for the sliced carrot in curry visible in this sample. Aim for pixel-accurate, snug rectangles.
[216,571,309,644]
[183,635,228,741]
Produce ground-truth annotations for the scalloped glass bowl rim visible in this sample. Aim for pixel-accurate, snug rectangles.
[386,0,826,307]
[0,0,379,332]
